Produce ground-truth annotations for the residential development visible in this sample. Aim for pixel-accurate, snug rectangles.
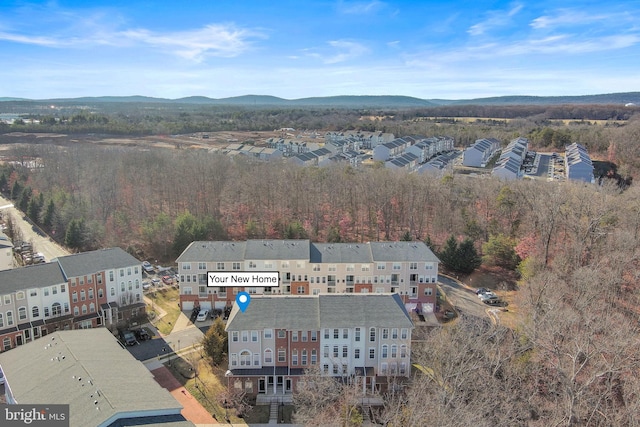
[225,293,414,397]
[0,247,144,352]
[176,240,440,315]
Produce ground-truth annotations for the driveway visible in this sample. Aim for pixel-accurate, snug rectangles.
[0,193,70,261]
[438,275,489,319]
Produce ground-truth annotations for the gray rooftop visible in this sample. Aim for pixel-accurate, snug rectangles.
[0,262,66,293]
[55,247,141,278]
[179,240,439,264]
[0,329,185,427]
[226,294,412,332]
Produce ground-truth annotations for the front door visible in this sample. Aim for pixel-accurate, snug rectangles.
[259,378,266,393]
[16,334,23,346]
[285,378,292,392]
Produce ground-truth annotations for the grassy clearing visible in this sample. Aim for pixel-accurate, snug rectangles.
[146,287,181,335]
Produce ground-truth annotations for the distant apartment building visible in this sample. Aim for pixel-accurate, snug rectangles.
[0,247,144,352]
[177,240,440,314]
[225,293,414,397]
[462,138,501,167]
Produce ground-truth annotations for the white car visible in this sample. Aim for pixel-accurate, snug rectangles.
[142,261,155,273]
[196,310,210,322]
[480,292,499,304]
[142,282,152,290]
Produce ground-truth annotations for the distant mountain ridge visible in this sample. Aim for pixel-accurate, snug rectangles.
[2,92,640,107]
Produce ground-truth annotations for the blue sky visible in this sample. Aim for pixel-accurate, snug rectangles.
[1,0,639,100]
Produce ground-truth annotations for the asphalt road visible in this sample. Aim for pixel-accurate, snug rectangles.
[0,193,70,262]
[126,317,209,362]
[438,275,488,319]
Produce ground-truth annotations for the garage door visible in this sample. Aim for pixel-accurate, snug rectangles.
[182,301,194,311]
[199,301,212,310]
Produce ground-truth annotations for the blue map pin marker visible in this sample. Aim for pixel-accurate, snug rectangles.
[236,292,251,313]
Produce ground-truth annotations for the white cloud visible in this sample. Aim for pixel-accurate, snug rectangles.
[120,24,263,61]
[530,9,633,30]
[304,40,370,64]
[337,0,386,15]
[468,3,523,36]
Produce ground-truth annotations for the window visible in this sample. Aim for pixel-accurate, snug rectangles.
[333,346,339,357]
[355,328,361,342]
[382,328,389,339]
[382,345,388,358]
[110,287,115,296]
[43,288,49,297]
[391,345,397,358]
[264,329,273,339]
[82,305,87,314]
[88,289,93,300]
[343,329,348,339]
[264,349,273,363]
[424,288,433,296]
[2,337,10,350]
[334,329,339,339]
[61,284,66,293]
[74,307,79,316]
[232,331,239,342]
[242,331,248,342]
[198,262,207,270]
[7,311,14,325]
[240,350,251,366]
[324,329,330,339]
[52,303,61,316]
[278,349,286,362]
[312,264,320,271]
[292,350,298,366]
[80,290,86,301]
[369,348,375,359]
[30,289,37,297]
[109,271,114,281]
[32,306,39,317]
[401,345,407,358]
[393,263,401,270]
[264,261,273,269]
[311,349,317,365]
[296,261,304,269]
[0,313,3,327]
[401,328,408,339]
[233,262,241,270]
[333,365,339,374]
[400,363,407,375]
[297,286,305,294]
[252,331,258,342]
[278,330,286,338]
[342,346,348,358]
[44,307,49,317]
[18,307,27,320]
[64,302,69,313]
[323,364,329,374]
[377,263,385,270]
[410,262,418,270]
[392,328,398,339]
[216,262,225,270]
[328,264,337,272]
[183,263,191,270]
[120,269,124,277]
[281,261,289,269]
[72,292,78,303]
[292,331,298,342]
[248,261,257,269]
[253,353,260,366]
[89,303,95,313]
[361,264,370,272]
[311,330,317,342]
[302,349,308,365]
[16,291,25,300]
[301,331,308,342]
[324,346,329,358]
[369,328,376,342]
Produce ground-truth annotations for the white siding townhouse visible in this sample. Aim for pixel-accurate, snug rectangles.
[225,293,413,398]
[177,240,440,315]
[462,137,501,167]
[564,143,594,183]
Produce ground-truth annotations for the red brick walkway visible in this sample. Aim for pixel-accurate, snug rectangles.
[151,366,218,424]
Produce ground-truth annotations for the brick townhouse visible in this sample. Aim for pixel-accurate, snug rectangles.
[0,247,144,352]
[177,240,440,314]
[225,293,414,397]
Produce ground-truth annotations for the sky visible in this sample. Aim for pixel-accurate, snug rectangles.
[1,0,639,100]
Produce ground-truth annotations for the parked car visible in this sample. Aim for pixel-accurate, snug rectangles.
[196,310,210,322]
[133,328,151,341]
[151,278,161,286]
[142,261,155,273]
[475,287,489,296]
[480,292,499,304]
[0,366,4,385]
[142,281,152,290]
[162,275,173,285]
[119,330,137,346]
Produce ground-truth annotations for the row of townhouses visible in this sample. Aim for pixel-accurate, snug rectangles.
[492,137,530,180]
[462,137,501,167]
[176,240,440,314]
[225,293,414,397]
[0,247,144,352]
